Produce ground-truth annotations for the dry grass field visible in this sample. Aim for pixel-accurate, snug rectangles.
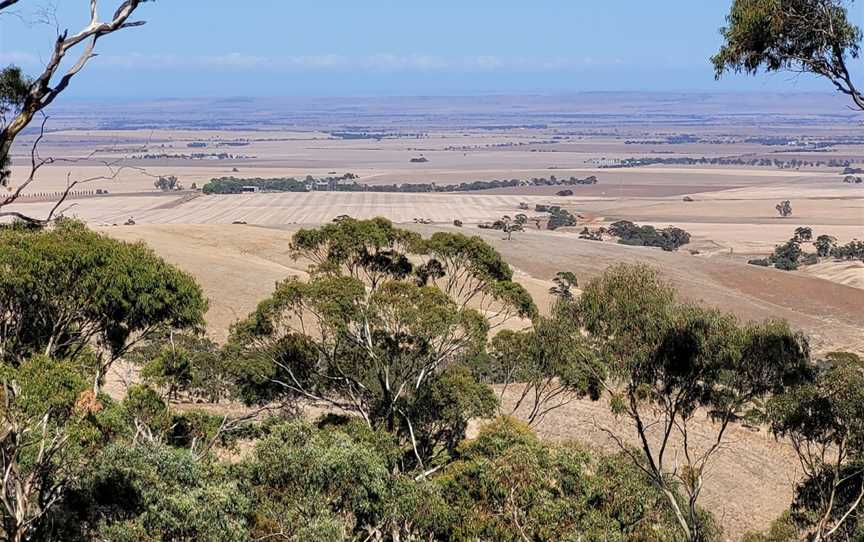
[101,222,855,539]
[6,95,863,539]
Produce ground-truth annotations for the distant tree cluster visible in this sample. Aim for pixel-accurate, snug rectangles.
[202,176,308,194]
[330,131,426,140]
[202,174,600,195]
[602,155,854,169]
[477,214,527,239]
[831,238,864,261]
[154,175,183,191]
[749,227,863,270]
[533,204,579,230]
[133,152,250,160]
[626,134,864,148]
[578,226,605,241]
[607,220,691,251]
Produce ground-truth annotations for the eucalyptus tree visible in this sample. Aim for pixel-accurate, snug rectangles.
[714,0,863,110]
[0,1,151,222]
[767,353,864,541]
[577,264,811,542]
[0,220,206,542]
[229,217,534,470]
[488,300,604,426]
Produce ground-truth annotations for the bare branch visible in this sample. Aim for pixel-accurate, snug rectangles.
[0,0,149,190]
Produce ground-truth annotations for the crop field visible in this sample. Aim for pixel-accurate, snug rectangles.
[6,94,863,540]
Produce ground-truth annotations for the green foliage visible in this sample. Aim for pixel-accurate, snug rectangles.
[713,0,862,83]
[0,65,31,186]
[153,175,182,191]
[434,417,695,541]
[0,355,122,541]
[578,264,677,374]
[830,238,864,260]
[244,419,446,541]
[766,354,864,539]
[0,217,233,540]
[815,234,837,257]
[578,264,810,541]
[769,238,804,270]
[488,304,604,424]
[229,272,490,466]
[63,443,251,542]
[128,332,227,402]
[580,265,810,413]
[0,220,207,369]
[122,384,172,436]
[822,350,862,366]
[291,216,421,281]
[0,66,29,116]
[549,270,578,299]
[202,176,308,194]
[741,512,798,542]
[404,365,498,465]
[547,208,577,230]
[201,174,598,195]
[793,226,813,242]
[608,220,691,251]
[229,218,535,467]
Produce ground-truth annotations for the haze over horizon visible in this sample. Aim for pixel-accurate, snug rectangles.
[2,1,863,99]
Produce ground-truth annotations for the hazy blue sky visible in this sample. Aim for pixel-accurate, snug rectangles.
[1,1,862,98]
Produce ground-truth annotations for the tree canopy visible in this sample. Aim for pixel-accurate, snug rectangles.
[0,220,206,376]
[714,0,864,110]
[578,263,811,542]
[229,218,535,469]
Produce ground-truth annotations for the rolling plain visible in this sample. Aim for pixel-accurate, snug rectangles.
[5,94,864,538]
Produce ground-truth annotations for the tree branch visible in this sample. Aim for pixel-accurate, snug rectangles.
[0,0,149,189]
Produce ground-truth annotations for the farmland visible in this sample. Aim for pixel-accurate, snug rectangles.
[5,93,864,539]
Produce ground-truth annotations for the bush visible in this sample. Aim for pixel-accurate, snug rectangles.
[748,258,771,267]
[774,257,799,271]
[607,220,691,251]
[801,253,819,266]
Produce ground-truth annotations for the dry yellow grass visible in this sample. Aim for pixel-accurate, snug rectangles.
[96,222,863,541]
[8,123,858,540]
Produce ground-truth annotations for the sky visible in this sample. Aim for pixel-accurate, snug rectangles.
[1,0,862,99]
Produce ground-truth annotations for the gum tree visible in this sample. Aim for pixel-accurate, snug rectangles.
[0,0,149,198]
[578,264,811,542]
[767,353,864,541]
[0,220,206,542]
[229,218,533,470]
[714,0,863,110]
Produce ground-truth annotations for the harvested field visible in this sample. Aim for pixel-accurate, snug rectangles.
[100,224,834,541]
[101,222,864,357]
[802,260,864,290]
[21,192,549,226]
[9,95,864,540]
